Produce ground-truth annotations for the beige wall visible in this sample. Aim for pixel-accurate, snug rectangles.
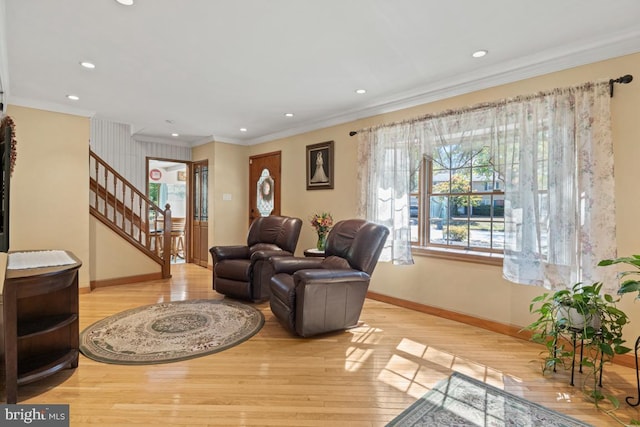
[89,218,159,280]
[6,105,91,288]
[0,253,6,292]
[244,52,640,343]
[248,133,359,254]
[193,141,248,265]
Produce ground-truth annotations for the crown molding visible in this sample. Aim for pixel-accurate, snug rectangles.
[190,135,217,147]
[244,27,640,145]
[4,22,639,147]
[7,96,96,118]
[131,133,205,148]
[189,133,247,146]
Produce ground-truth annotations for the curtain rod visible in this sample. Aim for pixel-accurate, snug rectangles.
[610,74,633,97]
[349,74,633,136]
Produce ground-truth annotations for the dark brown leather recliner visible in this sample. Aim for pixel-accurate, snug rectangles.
[209,215,303,301]
[269,219,389,337]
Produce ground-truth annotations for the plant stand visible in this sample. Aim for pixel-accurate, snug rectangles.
[626,336,640,406]
[553,326,604,387]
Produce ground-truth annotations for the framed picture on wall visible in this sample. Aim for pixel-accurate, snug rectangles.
[306,141,334,190]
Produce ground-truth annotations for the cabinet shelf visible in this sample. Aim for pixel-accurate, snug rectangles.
[17,349,78,386]
[18,314,78,339]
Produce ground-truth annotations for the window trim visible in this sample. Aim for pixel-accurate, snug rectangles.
[412,245,503,266]
[411,156,504,266]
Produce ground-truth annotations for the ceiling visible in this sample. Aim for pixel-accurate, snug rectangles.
[1,0,640,146]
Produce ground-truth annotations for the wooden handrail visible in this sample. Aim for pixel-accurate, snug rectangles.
[89,150,171,278]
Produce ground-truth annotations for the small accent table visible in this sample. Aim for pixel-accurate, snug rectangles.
[1,250,82,403]
[303,248,325,258]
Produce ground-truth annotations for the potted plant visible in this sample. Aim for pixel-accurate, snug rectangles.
[524,281,631,406]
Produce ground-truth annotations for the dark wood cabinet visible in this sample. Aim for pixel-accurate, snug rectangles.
[1,251,81,403]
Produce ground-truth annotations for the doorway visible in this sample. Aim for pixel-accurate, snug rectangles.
[191,160,209,267]
[147,158,189,264]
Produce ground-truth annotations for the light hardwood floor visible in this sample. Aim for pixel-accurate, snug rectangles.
[17,263,640,426]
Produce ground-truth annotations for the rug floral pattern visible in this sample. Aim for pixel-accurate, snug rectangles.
[387,372,592,427]
[80,299,264,365]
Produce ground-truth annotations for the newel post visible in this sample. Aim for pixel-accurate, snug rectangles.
[162,204,172,278]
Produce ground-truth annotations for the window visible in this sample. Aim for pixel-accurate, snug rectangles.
[410,145,504,262]
[359,81,614,287]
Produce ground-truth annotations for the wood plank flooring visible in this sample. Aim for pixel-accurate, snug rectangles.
[16,263,640,426]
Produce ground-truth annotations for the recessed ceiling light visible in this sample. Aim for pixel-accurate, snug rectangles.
[171,133,179,137]
[355,89,367,94]
[240,128,248,132]
[66,95,79,101]
[472,50,488,58]
[284,113,294,117]
[115,0,134,5]
[80,61,95,69]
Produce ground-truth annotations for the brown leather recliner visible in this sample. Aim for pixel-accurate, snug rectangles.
[209,215,303,301]
[269,219,389,337]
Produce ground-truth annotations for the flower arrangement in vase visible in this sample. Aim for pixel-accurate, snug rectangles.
[310,212,333,251]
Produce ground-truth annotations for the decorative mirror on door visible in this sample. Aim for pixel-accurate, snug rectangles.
[257,168,274,217]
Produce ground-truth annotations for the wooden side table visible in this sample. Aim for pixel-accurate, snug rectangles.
[303,248,325,258]
[1,250,82,403]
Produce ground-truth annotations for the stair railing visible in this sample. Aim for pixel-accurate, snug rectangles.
[89,150,172,278]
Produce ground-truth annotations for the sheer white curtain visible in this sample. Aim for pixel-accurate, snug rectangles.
[356,123,416,264]
[357,81,617,290]
[501,82,616,290]
[356,111,500,265]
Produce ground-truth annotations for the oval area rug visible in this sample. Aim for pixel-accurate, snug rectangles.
[80,299,264,365]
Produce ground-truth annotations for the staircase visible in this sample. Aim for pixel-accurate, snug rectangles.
[89,150,172,278]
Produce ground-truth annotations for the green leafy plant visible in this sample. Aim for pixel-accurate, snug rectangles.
[598,255,640,298]
[597,255,640,425]
[433,173,482,215]
[524,282,630,409]
[445,225,468,241]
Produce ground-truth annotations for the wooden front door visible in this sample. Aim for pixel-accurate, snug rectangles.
[191,160,209,267]
[249,151,281,224]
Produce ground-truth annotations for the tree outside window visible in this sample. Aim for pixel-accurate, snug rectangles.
[411,144,504,254]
